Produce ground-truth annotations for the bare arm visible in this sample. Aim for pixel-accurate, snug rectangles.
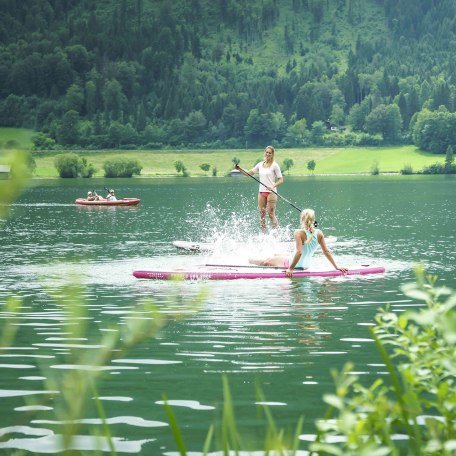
[235,164,256,175]
[318,231,347,273]
[286,230,303,277]
[270,176,283,190]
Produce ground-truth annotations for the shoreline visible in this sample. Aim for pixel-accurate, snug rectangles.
[28,172,406,179]
[4,142,447,176]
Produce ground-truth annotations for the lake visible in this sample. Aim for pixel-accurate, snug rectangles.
[0,175,455,454]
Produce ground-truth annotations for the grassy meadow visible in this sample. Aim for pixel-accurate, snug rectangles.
[30,146,446,178]
[0,128,35,150]
[0,128,447,177]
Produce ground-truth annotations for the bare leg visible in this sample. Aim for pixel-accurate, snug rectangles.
[266,193,278,229]
[257,193,267,233]
[249,254,288,267]
[267,205,278,229]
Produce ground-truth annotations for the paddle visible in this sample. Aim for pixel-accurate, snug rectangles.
[206,262,370,269]
[235,164,303,212]
[205,263,286,269]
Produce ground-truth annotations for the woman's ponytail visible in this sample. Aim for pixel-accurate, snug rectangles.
[300,209,316,243]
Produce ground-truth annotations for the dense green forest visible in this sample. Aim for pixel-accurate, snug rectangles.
[1,0,456,152]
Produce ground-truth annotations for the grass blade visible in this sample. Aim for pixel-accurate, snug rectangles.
[162,393,187,456]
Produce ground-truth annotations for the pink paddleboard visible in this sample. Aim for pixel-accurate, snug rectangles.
[133,266,385,280]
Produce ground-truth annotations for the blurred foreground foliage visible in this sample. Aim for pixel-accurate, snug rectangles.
[0,149,30,219]
[310,265,456,455]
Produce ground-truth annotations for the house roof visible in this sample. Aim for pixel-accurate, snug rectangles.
[0,165,11,173]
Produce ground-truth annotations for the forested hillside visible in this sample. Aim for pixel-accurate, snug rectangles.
[1,0,456,152]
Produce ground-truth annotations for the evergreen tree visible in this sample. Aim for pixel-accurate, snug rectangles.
[103,79,125,121]
[57,110,80,145]
[136,102,147,132]
[1,0,456,148]
[85,81,97,117]
[65,84,84,113]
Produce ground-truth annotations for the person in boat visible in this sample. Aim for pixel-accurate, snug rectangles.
[239,145,283,233]
[87,191,102,201]
[106,189,117,201]
[249,208,348,277]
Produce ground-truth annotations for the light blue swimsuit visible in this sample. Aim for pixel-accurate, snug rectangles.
[289,228,320,269]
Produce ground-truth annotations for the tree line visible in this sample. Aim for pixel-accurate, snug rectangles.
[1,0,456,153]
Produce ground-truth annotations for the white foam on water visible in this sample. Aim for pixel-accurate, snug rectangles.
[0,432,154,453]
[33,416,167,427]
[155,399,215,410]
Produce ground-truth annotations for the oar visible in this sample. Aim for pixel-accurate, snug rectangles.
[235,164,303,213]
[205,263,286,270]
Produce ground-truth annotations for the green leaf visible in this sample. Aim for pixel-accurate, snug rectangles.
[323,394,344,410]
[398,315,408,329]
[444,440,456,451]
[310,442,344,455]
[162,393,187,456]
[363,447,391,456]
[203,425,214,456]
[402,288,430,301]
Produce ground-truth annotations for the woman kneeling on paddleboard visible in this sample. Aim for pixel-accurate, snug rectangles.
[249,208,348,277]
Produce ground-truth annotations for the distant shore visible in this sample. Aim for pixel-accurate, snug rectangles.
[26,146,445,178]
[0,127,446,177]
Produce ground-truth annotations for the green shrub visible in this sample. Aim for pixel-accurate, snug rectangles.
[80,158,96,178]
[421,163,445,174]
[371,160,380,175]
[400,163,414,174]
[200,163,210,173]
[282,158,294,174]
[174,160,188,176]
[355,132,383,146]
[307,159,316,172]
[32,133,56,150]
[103,157,142,178]
[231,156,240,167]
[54,153,95,178]
[421,162,456,174]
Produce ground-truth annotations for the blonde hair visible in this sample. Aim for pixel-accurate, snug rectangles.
[300,209,316,243]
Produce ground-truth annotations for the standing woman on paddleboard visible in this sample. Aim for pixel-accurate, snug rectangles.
[249,208,348,277]
[245,145,283,233]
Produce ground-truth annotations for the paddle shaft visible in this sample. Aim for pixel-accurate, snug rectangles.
[205,263,286,270]
[235,165,302,212]
[205,263,369,269]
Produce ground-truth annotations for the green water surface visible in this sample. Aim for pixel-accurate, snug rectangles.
[0,175,454,454]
